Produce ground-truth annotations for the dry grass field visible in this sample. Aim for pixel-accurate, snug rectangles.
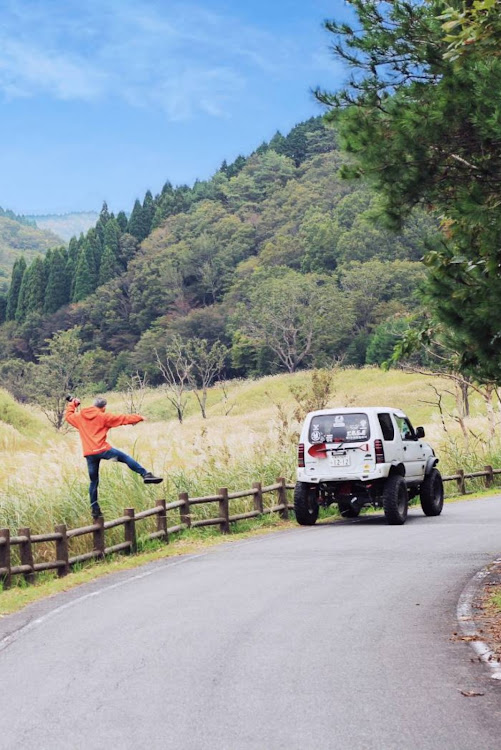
[0,366,500,534]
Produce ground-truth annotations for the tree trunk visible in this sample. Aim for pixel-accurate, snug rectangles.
[460,379,470,417]
[484,384,496,438]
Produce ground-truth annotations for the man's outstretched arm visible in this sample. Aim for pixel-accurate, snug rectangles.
[104,412,144,428]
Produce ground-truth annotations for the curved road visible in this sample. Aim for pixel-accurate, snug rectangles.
[1,497,501,749]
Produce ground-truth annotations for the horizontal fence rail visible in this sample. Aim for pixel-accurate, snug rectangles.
[0,479,293,590]
[0,467,498,591]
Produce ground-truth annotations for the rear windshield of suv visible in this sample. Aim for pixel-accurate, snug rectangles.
[309,413,370,443]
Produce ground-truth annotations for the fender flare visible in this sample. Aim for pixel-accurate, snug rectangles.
[389,463,406,477]
[425,456,439,475]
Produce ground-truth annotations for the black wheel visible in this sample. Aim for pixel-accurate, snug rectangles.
[294,482,319,526]
[338,501,360,518]
[420,468,444,516]
[383,474,408,525]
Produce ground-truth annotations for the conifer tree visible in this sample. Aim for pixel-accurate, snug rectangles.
[116,211,128,233]
[269,131,286,154]
[44,247,70,313]
[95,201,111,246]
[99,201,111,224]
[73,243,97,302]
[98,243,119,286]
[127,199,146,241]
[142,190,155,239]
[86,228,103,276]
[103,218,120,255]
[225,155,246,178]
[317,0,501,382]
[0,292,6,325]
[15,266,30,322]
[6,256,26,320]
[23,256,47,317]
[66,237,79,301]
[15,257,47,323]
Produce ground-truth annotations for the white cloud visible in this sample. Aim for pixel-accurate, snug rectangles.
[0,0,297,119]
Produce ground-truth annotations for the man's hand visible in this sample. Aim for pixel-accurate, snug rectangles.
[72,398,81,407]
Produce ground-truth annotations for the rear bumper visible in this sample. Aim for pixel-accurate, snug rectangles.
[297,465,388,484]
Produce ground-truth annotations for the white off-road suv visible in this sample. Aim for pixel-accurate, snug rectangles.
[295,407,443,526]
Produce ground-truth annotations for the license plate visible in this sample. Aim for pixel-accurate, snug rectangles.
[330,455,350,467]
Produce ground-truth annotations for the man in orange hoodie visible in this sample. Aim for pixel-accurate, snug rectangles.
[65,396,163,518]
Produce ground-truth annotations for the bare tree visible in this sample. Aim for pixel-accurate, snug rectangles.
[217,380,236,417]
[118,371,148,414]
[290,367,337,423]
[185,339,228,419]
[402,363,499,439]
[154,337,192,423]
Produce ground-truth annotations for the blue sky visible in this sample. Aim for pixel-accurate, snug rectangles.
[0,0,351,215]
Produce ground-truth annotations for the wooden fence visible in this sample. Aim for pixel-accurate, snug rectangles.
[0,478,294,590]
[442,465,501,495]
[0,465,499,590]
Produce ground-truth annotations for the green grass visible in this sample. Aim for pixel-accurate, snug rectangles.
[490,589,501,613]
[0,388,50,439]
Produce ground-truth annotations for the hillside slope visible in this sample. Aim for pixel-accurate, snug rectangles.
[0,117,437,380]
[29,212,99,242]
[0,216,60,289]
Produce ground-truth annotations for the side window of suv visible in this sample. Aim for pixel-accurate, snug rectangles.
[394,415,415,441]
[378,413,395,440]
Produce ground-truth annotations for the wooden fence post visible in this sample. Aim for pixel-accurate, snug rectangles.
[179,492,191,529]
[218,488,230,534]
[0,528,11,590]
[93,515,105,559]
[18,527,35,584]
[124,508,137,554]
[156,499,168,543]
[456,469,466,495]
[484,465,494,489]
[55,524,70,577]
[276,477,289,520]
[253,481,263,515]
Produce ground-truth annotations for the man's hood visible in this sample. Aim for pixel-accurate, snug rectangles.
[80,406,105,420]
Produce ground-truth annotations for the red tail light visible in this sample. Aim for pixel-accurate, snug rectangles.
[374,439,385,464]
[298,443,305,467]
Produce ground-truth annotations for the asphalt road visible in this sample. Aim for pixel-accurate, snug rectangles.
[1,497,501,750]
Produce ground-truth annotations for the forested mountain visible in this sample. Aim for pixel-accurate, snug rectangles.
[0,212,61,293]
[0,117,437,387]
[28,212,99,242]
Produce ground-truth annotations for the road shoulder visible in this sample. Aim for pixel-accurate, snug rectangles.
[457,556,501,680]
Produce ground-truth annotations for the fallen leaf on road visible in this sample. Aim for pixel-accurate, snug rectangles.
[460,690,484,697]
[451,633,482,642]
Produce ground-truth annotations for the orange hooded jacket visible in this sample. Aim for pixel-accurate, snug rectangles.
[65,402,144,456]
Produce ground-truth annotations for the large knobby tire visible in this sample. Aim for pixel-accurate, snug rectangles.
[294,482,319,526]
[338,501,360,518]
[383,474,408,525]
[420,468,444,517]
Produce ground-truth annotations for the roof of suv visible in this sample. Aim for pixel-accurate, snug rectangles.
[306,407,407,418]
